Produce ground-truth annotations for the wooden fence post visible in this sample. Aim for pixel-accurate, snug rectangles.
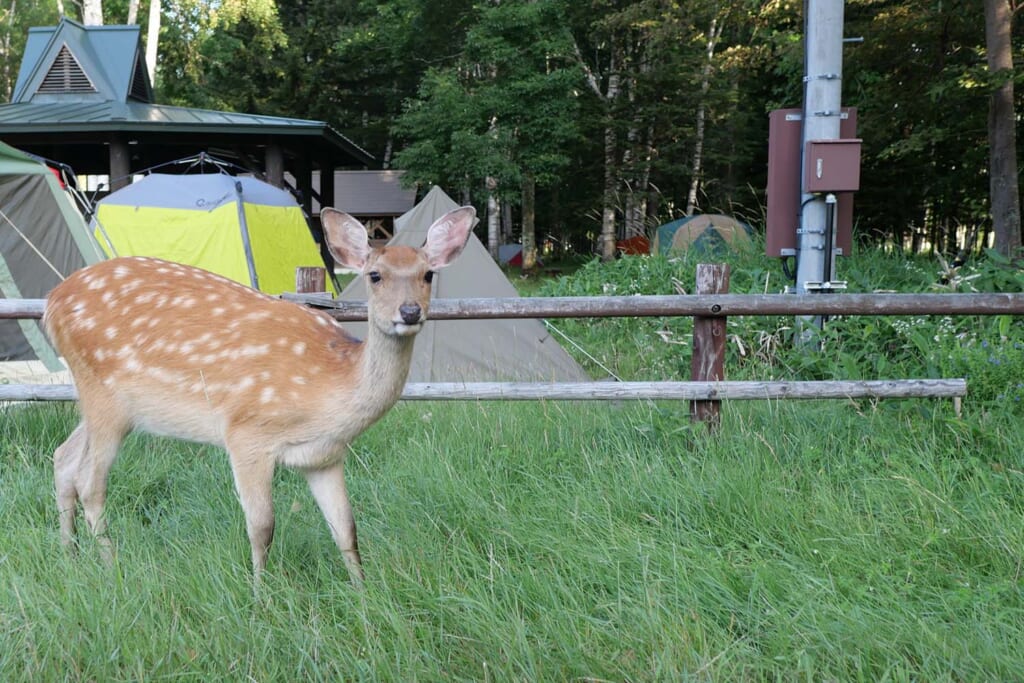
[691,263,730,429]
[295,266,328,294]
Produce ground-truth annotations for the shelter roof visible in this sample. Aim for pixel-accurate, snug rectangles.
[12,19,152,104]
[0,18,372,185]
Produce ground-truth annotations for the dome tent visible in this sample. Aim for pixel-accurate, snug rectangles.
[0,140,102,369]
[91,173,333,295]
[653,214,753,256]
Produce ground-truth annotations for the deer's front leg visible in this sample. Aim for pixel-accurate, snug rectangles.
[304,463,364,588]
[227,447,277,583]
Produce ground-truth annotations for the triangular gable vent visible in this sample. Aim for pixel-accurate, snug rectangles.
[128,53,151,102]
[37,44,96,94]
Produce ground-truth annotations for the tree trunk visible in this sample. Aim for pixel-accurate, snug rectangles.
[572,35,622,261]
[600,116,619,261]
[1,0,14,102]
[521,175,537,271]
[687,17,723,217]
[486,181,500,260]
[127,0,139,24]
[599,68,621,261]
[82,0,103,24]
[145,0,160,85]
[984,0,1022,258]
[501,201,513,244]
[621,119,652,238]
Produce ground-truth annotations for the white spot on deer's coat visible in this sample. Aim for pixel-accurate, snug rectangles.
[113,265,130,279]
[212,307,226,316]
[104,327,118,340]
[291,376,307,385]
[93,348,107,361]
[237,376,255,390]
[121,279,143,294]
[292,342,306,356]
[260,387,276,404]
[86,276,107,290]
[240,344,270,357]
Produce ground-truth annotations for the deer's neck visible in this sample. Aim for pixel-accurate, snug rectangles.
[351,322,417,412]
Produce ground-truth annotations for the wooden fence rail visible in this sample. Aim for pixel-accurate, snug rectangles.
[5,292,1024,321]
[4,279,1018,426]
[0,379,969,404]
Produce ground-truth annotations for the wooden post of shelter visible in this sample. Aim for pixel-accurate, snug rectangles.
[109,134,131,191]
[295,267,328,294]
[295,156,313,216]
[691,263,730,429]
[265,143,285,188]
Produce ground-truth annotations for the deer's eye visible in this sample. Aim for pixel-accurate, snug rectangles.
[424,270,434,284]
[368,271,382,284]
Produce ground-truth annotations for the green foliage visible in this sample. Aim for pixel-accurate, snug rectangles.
[393,0,580,203]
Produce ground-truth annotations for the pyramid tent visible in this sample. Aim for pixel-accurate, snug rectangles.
[0,140,103,369]
[338,186,589,382]
[92,173,334,295]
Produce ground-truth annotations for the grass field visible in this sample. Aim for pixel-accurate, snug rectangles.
[2,394,1022,681]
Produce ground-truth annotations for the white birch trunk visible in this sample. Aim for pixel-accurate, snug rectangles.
[82,0,103,24]
[145,0,160,85]
[487,185,500,260]
[686,17,722,217]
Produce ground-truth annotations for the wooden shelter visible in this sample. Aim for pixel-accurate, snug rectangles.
[0,18,373,213]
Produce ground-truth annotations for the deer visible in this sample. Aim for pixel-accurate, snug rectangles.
[43,205,476,587]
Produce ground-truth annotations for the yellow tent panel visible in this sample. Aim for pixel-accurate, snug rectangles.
[91,173,335,295]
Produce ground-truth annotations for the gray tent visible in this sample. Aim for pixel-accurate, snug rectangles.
[0,141,102,368]
[338,186,589,382]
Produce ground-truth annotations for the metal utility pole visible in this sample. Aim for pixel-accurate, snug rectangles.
[796,0,846,335]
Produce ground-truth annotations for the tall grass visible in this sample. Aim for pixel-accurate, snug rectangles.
[2,395,1023,680]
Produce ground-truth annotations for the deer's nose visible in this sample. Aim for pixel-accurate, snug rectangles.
[399,303,422,325]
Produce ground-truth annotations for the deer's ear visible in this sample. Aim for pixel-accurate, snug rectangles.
[321,208,371,271]
[423,206,475,270]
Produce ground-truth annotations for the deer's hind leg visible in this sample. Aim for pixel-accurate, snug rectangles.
[55,409,128,562]
[54,422,88,549]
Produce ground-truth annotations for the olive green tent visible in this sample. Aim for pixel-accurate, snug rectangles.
[0,140,102,368]
[653,214,754,256]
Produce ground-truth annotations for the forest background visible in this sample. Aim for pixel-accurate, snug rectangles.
[1,0,1021,269]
